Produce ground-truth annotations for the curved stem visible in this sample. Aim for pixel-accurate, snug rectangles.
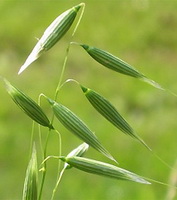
[38,94,45,158]
[72,3,85,38]
[49,130,63,200]
[55,130,62,182]
[48,4,85,199]
[54,43,70,101]
[51,167,66,200]
[54,3,85,101]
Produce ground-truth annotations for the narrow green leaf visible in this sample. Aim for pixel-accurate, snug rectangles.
[18,3,83,74]
[47,98,117,163]
[22,144,38,200]
[60,156,150,184]
[5,79,53,129]
[81,85,150,150]
[80,44,163,90]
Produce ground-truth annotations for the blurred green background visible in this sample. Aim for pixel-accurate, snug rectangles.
[0,0,177,199]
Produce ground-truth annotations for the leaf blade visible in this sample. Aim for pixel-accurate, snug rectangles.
[22,144,38,200]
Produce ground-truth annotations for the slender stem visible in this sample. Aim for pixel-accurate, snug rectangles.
[36,94,50,200]
[38,154,65,200]
[41,155,61,165]
[54,43,70,101]
[48,4,85,199]
[38,125,44,160]
[72,3,85,38]
[38,129,51,200]
[52,130,62,198]
[51,130,64,200]
[54,3,85,101]
[38,94,45,158]
[51,167,66,200]
[56,129,62,178]
[29,121,35,159]
[37,95,47,200]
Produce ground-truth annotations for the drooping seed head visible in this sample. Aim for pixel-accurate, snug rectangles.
[5,79,53,129]
[60,156,150,184]
[80,44,164,90]
[81,84,135,135]
[18,3,83,74]
[80,85,150,150]
[41,4,81,51]
[47,97,117,163]
[80,44,144,78]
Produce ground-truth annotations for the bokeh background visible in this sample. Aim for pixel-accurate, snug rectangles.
[0,0,177,199]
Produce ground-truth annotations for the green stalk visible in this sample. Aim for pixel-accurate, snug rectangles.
[29,121,35,160]
[51,167,65,200]
[50,4,85,199]
[54,3,85,101]
[37,94,49,200]
[51,130,62,200]
[38,129,51,200]
[37,4,85,199]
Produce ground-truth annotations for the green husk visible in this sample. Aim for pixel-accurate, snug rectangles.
[81,85,150,150]
[80,44,164,90]
[5,79,53,129]
[65,143,89,169]
[22,144,38,200]
[18,3,83,74]
[47,98,117,163]
[60,156,150,184]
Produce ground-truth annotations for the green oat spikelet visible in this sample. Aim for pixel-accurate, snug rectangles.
[49,143,89,199]
[22,144,38,200]
[80,44,163,90]
[18,3,83,74]
[47,98,117,163]
[65,143,89,169]
[60,156,150,184]
[81,85,150,150]
[5,79,53,129]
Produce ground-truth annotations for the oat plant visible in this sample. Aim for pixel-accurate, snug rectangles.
[2,2,177,200]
